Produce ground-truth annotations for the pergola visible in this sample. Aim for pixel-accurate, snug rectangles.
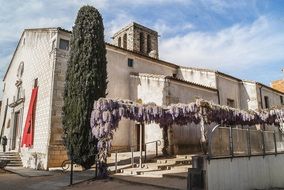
[90,98,284,174]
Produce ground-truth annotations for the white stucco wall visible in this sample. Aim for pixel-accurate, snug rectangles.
[258,86,283,109]
[107,48,176,149]
[129,74,219,154]
[206,154,284,190]
[240,81,259,110]
[128,74,165,152]
[167,80,218,104]
[217,75,241,108]
[0,29,57,169]
[106,48,176,99]
[176,67,216,88]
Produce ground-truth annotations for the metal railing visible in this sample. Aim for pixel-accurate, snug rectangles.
[112,140,161,173]
[208,125,284,160]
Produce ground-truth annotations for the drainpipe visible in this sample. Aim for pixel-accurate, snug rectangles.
[259,84,263,109]
[215,73,221,104]
[217,90,221,105]
[258,84,265,130]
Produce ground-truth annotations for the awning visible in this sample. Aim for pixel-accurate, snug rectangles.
[21,87,38,147]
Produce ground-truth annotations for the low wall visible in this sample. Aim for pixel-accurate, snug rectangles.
[205,154,284,190]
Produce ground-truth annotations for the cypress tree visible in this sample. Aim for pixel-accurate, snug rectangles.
[62,5,107,169]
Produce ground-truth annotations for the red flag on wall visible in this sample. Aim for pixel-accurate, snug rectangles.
[21,87,38,147]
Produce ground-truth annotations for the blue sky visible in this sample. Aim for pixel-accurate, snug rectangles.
[0,0,284,98]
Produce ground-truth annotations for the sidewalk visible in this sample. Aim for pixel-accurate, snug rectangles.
[5,166,57,177]
[1,167,97,190]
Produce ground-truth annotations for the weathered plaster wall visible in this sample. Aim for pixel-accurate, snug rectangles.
[176,68,217,88]
[129,74,165,152]
[106,48,175,149]
[217,75,241,108]
[258,85,283,109]
[167,80,218,154]
[130,74,219,154]
[240,81,259,110]
[0,29,57,169]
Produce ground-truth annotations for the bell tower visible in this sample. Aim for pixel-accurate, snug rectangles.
[112,22,159,59]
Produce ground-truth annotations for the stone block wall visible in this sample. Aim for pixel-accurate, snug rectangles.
[47,44,70,168]
[112,23,159,58]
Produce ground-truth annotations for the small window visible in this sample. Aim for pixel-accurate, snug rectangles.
[123,34,127,49]
[140,32,144,53]
[264,96,269,109]
[59,39,69,50]
[128,58,133,67]
[172,73,177,78]
[147,34,151,53]
[227,98,235,108]
[118,37,121,47]
[280,96,283,105]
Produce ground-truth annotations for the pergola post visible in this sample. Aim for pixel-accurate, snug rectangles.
[139,122,143,168]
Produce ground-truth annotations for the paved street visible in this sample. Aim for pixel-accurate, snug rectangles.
[65,178,164,190]
[0,171,164,190]
[0,172,73,190]
[0,169,95,190]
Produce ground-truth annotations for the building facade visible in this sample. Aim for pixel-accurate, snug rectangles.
[0,23,283,170]
[271,70,284,93]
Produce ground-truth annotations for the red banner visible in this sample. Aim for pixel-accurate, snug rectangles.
[21,87,38,147]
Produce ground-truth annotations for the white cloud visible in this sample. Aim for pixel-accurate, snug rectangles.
[153,20,194,37]
[105,12,135,40]
[159,16,284,72]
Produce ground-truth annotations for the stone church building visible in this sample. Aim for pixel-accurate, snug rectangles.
[0,22,283,170]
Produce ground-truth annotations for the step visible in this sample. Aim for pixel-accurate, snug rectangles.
[0,152,22,167]
[0,156,21,159]
[7,161,22,164]
[7,164,23,167]
[176,154,197,159]
[142,169,189,178]
[157,158,192,165]
[0,153,20,156]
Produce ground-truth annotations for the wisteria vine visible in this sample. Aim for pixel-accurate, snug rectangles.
[90,98,284,173]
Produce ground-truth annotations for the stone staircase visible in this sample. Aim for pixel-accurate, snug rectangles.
[111,154,195,190]
[0,152,23,167]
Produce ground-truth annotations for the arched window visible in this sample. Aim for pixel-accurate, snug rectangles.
[123,34,127,49]
[17,62,24,79]
[140,32,144,53]
[118,37,121,47]
[147,34,151,53]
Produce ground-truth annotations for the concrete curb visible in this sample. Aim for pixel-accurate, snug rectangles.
[110,175,183,190]
[3,167,54,177]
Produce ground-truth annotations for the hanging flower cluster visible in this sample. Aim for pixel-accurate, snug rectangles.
[90,98,284,163]
[90,98,201,149]
[198,100,284,126]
